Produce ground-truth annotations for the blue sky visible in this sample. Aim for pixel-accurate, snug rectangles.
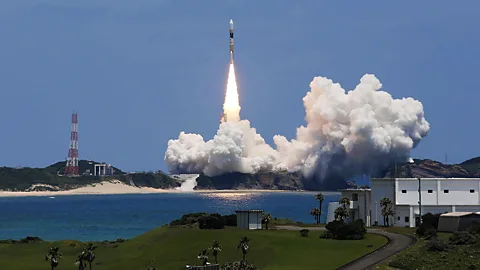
[1,0,479,172]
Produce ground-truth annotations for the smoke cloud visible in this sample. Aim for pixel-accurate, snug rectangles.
[164,74,430,182]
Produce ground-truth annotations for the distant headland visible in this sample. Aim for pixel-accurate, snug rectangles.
[1,157,480,197]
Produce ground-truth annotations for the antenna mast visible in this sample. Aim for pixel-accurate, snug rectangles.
[64,112,79,176]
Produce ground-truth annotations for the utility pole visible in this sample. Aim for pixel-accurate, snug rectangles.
[418,177,422,226]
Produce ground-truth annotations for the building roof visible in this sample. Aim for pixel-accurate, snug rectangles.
[440,212,480,217]
[235,210,264,213]
[372,178,480,181]
[340,188,371,192]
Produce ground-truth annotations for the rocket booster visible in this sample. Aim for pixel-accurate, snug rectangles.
[229,19,234,63]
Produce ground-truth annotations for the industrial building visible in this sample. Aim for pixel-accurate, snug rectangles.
[327,178,480,227]
[372,178,480,227]
[437,212,480,232]
[235,210,263,230]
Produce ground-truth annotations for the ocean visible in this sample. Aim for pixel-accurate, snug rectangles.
[0,192,340,242]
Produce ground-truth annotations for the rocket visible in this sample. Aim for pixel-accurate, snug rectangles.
[229,19,234,63]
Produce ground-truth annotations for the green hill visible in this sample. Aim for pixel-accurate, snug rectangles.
[0,161,180,191]
[0,226,386,270]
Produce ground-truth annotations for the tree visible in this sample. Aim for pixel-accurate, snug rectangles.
[380,197,394,226]
[45,247,62,270]
[75,253,87,270]
[209,240,222,264]
[197,249,209,266]
[339,196,350,209]
[81,243,97,270]
[261,213,272,230]
[237,236,250,262]
[309,208,320,224]
[315,193,325,224]
[334,206,349,222]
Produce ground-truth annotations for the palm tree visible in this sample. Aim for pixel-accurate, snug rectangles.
[197,249,208,266]
[380,197,393,226]
[334,206,348,222]
[261,213,272,230]
[309,208,320,224]
[315,193,325,224]
[209,240,222,264]
[237,236,250,262]
[339,196,350,209]
[75,253,87,270]
[82,243,97,270]
[45,247,62,270]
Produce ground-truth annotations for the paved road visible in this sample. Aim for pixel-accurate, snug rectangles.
[274,226,416,270]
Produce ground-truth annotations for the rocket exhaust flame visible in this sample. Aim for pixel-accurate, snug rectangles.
[223,60,241,123]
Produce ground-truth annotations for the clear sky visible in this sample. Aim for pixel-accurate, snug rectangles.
[1,0,479,172]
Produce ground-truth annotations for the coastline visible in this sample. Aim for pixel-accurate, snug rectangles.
[0,180,320,198]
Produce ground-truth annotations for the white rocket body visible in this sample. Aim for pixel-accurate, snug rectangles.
[229,19,234,63]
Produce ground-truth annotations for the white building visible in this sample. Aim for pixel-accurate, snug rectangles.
[371,178,480,227]
[235,210,263,230]
[326,189,372,227]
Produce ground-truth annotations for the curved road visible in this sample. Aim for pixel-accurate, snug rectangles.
[275,226,416,270]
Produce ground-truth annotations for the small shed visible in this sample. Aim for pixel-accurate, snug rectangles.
[235,210,264,230]
[437,212,480,232]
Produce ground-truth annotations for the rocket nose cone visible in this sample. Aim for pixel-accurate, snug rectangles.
[230,19,233,24]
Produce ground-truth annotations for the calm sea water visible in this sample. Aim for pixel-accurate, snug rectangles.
[0,192,340,241]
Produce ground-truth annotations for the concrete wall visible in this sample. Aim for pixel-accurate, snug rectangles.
[248,212,262,230]
[395,178,480,206]
[371,179,395,226]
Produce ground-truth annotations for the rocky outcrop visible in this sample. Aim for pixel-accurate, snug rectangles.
[384,158,480,178]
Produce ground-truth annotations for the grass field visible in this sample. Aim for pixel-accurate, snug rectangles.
[0,226,387,270]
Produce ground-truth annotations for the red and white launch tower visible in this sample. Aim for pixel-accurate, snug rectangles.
[64,112,79,176]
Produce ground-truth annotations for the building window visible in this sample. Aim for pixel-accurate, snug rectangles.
[401,190,407,193]
[428,190,433,193]
[397,216,400,221]
[470,189,475,193]
[352,193,358,201]
[444,190,449,193]
[405,217,410,223]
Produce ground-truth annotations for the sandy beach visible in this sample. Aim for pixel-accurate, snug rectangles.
[0,180,304,197]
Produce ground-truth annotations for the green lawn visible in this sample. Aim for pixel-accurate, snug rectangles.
[0,226,387,270]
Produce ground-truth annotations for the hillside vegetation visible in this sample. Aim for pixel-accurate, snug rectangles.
[0,160,180,191]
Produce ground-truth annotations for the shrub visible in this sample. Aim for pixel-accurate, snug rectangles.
[421,213,441,229]
[449,231,477,245]
[19,236,43,243]
[170,212,233,228]
[424,228,438,240]
[198,214,225,229]
[467,222,480,235]
[426,238,449,252]
[324,219,366,240]
[222,214,237,226]
[299,229,309,237]
[319,231,333,239]
[325,220,343,234]
[416,222,435,237]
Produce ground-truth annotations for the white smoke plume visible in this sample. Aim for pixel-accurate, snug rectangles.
[164,73,430,181]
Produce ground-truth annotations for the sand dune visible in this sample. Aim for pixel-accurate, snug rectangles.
[0,180,170,197]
